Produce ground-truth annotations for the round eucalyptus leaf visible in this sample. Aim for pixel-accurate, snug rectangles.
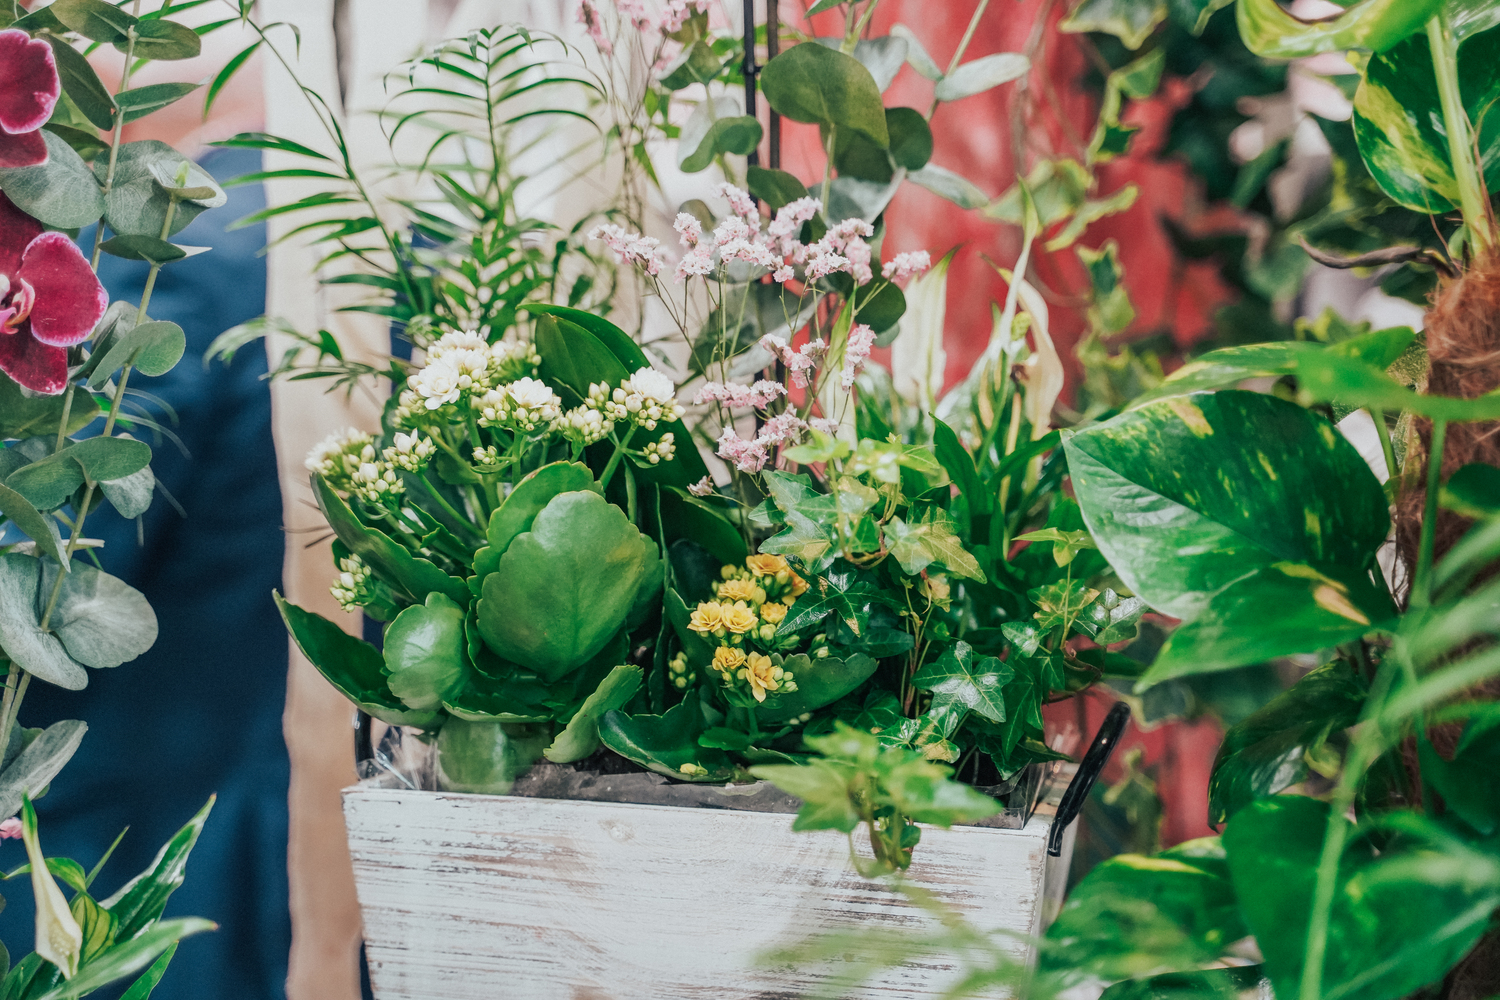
[115,82,202,124]
[0,130,105,229]
[0,376,99,439]
[746,166,809,212]
[6,436,151,511]
[41,561,156,669]
[0,554,88,690]
[761,43,889,146]
[98,235,187,264]
[84,319,186,385]
[934,52,1030,102]
[44,34,116,131]
[477,491,658,680]
[0,720,87,822]
[657,39,722,91]
[96,141,213,237]
[0,482,66,564]
[98,456,154,519]
[678,99,763,173]
[907,164,989,209]
[816,36,909,92]
[383,593,470,712]
[436,718,549,793]
[886,107,933,170]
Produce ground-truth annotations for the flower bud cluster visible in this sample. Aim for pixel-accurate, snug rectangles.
[382,432,436,472]
[560,405,612,446]
[305,428,376,489]
[668,651,696,691]
[476,377,563,434]
[587,367,684,431]
[350,460,405,505]
[642,432,675,465]
[330,554,372,612]
[398,330,541,419]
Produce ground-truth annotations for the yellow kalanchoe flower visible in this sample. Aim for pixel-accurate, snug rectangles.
[741,652,783,702]
[759,601,788,624]
[688,601,725,634]
[745,554,788,576]
[722,601,758,634]
[787,572,809,599]
[716,578,762,604]
[711,646,747,675]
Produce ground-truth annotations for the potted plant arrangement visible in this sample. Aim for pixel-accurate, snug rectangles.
[0,1,247,995]
[225,0,1181,994]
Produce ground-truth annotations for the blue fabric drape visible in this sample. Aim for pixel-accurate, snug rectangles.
[0,146,290,1000]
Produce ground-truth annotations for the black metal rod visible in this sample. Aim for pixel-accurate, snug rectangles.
[354,709,374,769]
[743,0,760,167]
[1047,701,1131,857]
[767,0,780,168]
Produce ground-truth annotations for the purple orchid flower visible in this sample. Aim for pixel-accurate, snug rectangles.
[0,192,108,395]
[0,29,62,170]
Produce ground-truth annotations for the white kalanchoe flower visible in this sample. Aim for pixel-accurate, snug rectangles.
[349,460,405,504]
[382,432,436,472]
[477,378,562,433]
[561,405,612,446]
[408,355,465,409]
[489,338,541,382]
[427,329,488,357]
[628,366,676,404]
[389,388,427,429]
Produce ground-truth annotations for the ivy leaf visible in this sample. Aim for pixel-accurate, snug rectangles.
[759,508,837,570]
[1030,579,1101,633]
[1060,0,1168,50]
[1001,620,1044,656]
[885,506,985,581]
[751,757,863,831]
[912,640,1013,724]
[776,563,877,638]
[1075,588,1147,645]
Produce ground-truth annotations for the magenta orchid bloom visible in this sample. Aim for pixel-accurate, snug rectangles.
[0,29,62,169]
[0,193,107,395]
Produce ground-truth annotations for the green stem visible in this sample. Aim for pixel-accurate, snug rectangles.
[90,26,140,271]
[946,0,992,74]
[624,463,638,525]
[0,665,19,766]
[1371,408,1397,483]
[53,385,75,454]
[599,426,637,492]
[416,474,483,543]
[1414,418,1447,606]
[1428,13,1493,256]
[820,125,836,212]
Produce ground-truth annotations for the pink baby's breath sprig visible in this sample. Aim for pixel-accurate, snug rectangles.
[695,379,787,409]
[809,417,841,436]
[841,324,876,389]
[882,251,932,281]
[716,182,760,224]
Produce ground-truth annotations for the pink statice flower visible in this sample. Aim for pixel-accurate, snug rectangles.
[695,379,786,409]
[615,0,652,29]
[0,817,20,840]
[809,417,841,436]
[662,0,710,31]
[674,245,713,282]
[588,223,664,275]
[720,238,778,270]
[578,0,613,54]
[760,334,825,389]
[673,212,703,248]
[882,250,932,281]
[717,426,769,472]
[841,324,876,389]
[804,244,850,281]
[757,412,807,445]
[768,197,821,255]
[0,193,108,395]
[711,216,754,248]
[716,183,759,223]
[687,475,715,497]
[772,265,795,283]
[0,30,60,169]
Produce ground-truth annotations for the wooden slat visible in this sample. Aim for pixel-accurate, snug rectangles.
[344,787,1066,999]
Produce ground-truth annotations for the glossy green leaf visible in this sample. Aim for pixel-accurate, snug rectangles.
[912,641,1012,724]
[32,918,214,1000]
[40,562,155,669]
[1236,0,1443,58]
[70,892,117,964]
[477,491,658,680]
[0,720,86,822]
[885,506,985,581]
[1447,0,1500,40]
[1224,796,1500,1000]
[746,166,809,212]
[0,378,98,439]
[761,43,889,146]
[313,475,468,606]
[434,718,548,794]
[1166,0,1235,35]
[442,672,553,724]
[118,942,176,1000]
[677,98,762,173]
[933,52,1030,102]
[1043,838,1247,979]
[544,664,642,763]
[1208,661,1366,824]
[1097,966,1269,1000]
[0,130,104,229]
[471,461,598,584]
[659,488,746,567]
[275,593,441,728]
[1076,588,1147,645]
[383,593,469,712]
[101,796,213,940]
[1296,347,1500,421]
[1351,25,1500,214]
[1420,710,1500,835]
[1060,0,1168,49]
[0,555,87,690]
[1129,327,1416,408]
[1064,392,1394,682]
[599,701,737,782]
[120,19,201,61]
[756,652,878,724]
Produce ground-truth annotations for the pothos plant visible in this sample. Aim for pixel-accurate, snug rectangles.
[1020,3,1500,1000]
[0,0,234,991]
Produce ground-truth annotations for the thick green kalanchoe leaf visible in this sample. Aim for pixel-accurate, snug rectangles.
[598,700,736,782]
[544,664,642,763]
[384,593,469,713]
[470,461,598,585]
[313,475,468,606]
[756,652,878,724]
[477,491,658,680]
[435,718,548,794]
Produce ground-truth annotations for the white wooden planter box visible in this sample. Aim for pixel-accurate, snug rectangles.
[343,770,1077,1000]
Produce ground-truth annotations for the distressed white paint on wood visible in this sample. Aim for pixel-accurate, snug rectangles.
[344,786,1073,1000]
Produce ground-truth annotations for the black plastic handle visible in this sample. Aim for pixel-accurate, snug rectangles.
[354,709,373,767]
[1047,700,1132,857]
